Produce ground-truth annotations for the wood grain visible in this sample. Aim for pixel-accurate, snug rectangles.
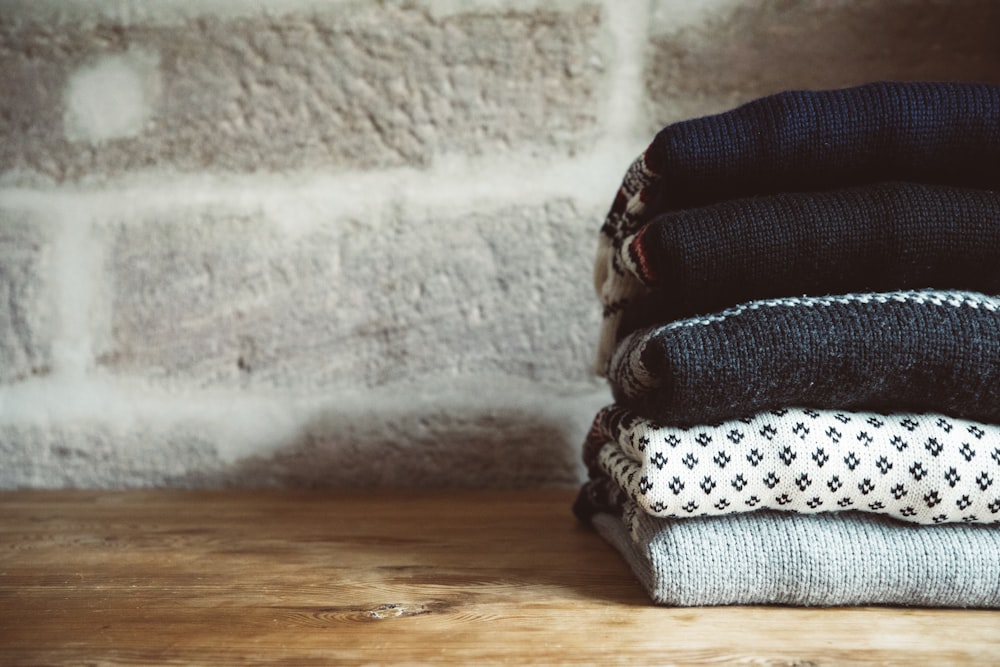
[1,490,998,665]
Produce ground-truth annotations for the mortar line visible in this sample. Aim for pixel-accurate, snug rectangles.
[0,145,635,219]
[600,0,652,150]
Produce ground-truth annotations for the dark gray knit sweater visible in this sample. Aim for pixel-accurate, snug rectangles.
[609,290,1000,426]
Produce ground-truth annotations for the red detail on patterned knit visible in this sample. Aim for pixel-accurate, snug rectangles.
[641,141,663,174]
[629,227,656,283]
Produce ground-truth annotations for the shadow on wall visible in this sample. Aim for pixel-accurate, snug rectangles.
[648,0,1000,126]
[196,405,591,490]
[0,391,603,489]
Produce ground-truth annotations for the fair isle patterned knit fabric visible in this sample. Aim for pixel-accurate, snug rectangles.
[592,507,1000,607]
[609,290,1000,427]
[580,405,1000,526]
[594,81,1000,374]
[611,182,1000,342]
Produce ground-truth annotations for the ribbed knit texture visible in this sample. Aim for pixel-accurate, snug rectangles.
[609,290,1000,426]
[603,81,1000,253]
[575,405,1000,525]
[594,81,1000,374]
[592,506,1000,607]
[611,182,1000,341]
[581,83,1000,608]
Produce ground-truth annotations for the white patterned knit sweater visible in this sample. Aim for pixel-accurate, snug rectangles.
[592,406,1000,525]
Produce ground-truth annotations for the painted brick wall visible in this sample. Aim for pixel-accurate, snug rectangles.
[2,0,997,489]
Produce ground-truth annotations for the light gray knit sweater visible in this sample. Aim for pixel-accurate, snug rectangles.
[593,505,1000,607]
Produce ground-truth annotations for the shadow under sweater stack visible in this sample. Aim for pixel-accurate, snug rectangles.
[573,81,1000,607]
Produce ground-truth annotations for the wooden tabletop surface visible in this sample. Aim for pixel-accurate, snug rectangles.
[1,490,998,665]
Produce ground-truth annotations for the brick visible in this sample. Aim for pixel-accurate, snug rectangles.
[0,210,53,383]
[645,0,1000,127]
[341,199,602,387]
[96,199,602,391]
[95,209,343,388]
[0,3,605,182]
[0,421,219,488]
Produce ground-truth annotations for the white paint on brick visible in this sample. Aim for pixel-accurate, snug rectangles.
[63,51,159,143]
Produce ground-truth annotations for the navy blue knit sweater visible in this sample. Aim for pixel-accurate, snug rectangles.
[615,181,1000,338]
[605,81,1000,244]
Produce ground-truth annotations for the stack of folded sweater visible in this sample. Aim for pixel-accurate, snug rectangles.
[573,81,1000,607]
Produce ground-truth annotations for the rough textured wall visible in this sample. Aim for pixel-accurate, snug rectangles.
[1,0,998,488]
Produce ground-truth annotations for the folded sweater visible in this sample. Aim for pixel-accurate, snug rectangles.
[609,290,1000,426]
[595,81,1000,373]
[608,182,1000,343]
[577,405,1000,525]
[593,506,1000,607]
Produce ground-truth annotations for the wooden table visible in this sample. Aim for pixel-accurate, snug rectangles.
[1,490,998,665]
